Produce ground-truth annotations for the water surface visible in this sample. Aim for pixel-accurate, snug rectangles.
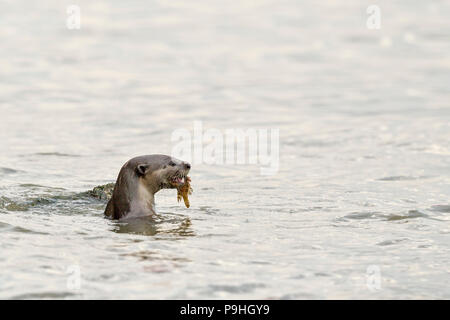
[0,0,449,299]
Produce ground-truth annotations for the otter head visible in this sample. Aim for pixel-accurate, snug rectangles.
[105,154,192,219]
[134,154,191,193]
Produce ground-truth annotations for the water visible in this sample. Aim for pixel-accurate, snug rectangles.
[1,0,449,299]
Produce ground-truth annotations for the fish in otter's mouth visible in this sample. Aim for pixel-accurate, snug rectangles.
[167,170,193,208]
[176,177,192,208]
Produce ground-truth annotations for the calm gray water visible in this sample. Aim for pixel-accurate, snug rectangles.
[1,0,449,299]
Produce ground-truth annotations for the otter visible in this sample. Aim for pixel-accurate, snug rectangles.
[105,154,191,220]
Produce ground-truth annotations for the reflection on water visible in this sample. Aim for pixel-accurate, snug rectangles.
[111,215,194,238]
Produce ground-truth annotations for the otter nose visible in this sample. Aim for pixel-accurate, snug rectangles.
[184,162,191,170]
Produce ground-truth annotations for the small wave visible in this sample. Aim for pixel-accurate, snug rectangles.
[33,152,81,157]
[0,167,22,175]
[198,206,221,215]
[386,210,428,221]
[336,211,381,221]
[19,184,66,190]
[120,249,190,264]
[0,221,11,229]
[0,183,114,213]
[337,210,429,222]
[10,292,79,299]
[429,205,450,213]
[206,283,265,294]
[377,175,430,181]
[377,238,410,246]
[0,221,49,235]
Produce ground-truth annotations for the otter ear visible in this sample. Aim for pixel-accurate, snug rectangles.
[136,164,149,176]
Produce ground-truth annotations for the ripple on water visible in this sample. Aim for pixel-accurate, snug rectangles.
[0,184,110,213]
[0,221,50,235]
[120,249,190,266]
[10,292,79,299]
[198,206,222,215]
[386,210,428,221]
[206,283,266,295]
[337,211,380,221]
[19,183,66,191]
[429,205,450,213]
[376,175,431,181]
[0,167,21,175]
[337,210,429,222]
[377,238,410,246]
[33,152,82,157]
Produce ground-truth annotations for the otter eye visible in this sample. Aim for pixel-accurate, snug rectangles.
[168,161,176,167]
